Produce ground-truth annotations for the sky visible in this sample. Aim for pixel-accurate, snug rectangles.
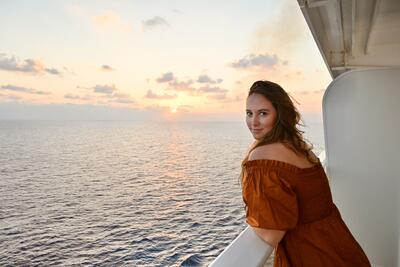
[0,0,332,121]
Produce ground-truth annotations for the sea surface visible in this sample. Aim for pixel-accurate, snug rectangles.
[0,119,324,266]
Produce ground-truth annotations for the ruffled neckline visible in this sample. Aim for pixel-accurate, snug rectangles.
[242,158,322,174]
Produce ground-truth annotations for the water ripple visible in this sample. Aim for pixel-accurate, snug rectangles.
[0,121,323,266]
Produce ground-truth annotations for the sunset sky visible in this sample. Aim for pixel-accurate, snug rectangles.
[0,0,332,121]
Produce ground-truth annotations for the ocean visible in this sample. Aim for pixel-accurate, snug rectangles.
[0,119,324,266]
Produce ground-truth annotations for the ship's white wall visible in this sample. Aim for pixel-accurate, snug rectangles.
[323,68,400,267]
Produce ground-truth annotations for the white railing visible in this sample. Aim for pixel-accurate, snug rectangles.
[209,150,327,267]
[208,226,273,267]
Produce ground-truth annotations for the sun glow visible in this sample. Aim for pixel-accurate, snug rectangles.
[171,107,178,113]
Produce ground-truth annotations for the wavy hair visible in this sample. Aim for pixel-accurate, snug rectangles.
[241,80,317,171]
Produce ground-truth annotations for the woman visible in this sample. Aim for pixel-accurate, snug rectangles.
[241,81,371,266]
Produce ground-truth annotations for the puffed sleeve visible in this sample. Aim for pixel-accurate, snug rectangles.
[242,165,298,230]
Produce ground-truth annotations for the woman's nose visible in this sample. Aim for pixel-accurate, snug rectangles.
[251,116,259,126]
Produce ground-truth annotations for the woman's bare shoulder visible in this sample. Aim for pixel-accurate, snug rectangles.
[248,143,286,161]
[249,143,318,168]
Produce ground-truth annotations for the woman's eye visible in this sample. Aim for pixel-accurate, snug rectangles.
[260,112,267,116]
[246,112,252,116]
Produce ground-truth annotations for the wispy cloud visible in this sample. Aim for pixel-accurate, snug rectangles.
[284,70,304,80]
[91,84,136,105]
[197,85,227,94]
[292,89,324,95]
[194,82,239,102]
[0,93,23,101]
[144,89,177,99]
[92,10,132,32]
[93,84,117,95]
[101,65,113,71]
[0,54,62,76]
[150,71,243,104]
[206,93,244,103]
[142,16,169,30]
[174,105,192,113]
[197,74,223,84]
[153,71,241,102]
[45,68,61,75]
[63,66,76,75]
[1,84,50,95]
[206,93,228,100]
[229,53,279,69]
[172,9,182,14]
[254,0,307,53]
[155,72,196,93]
[110,96,136,104]
[156,72,175,83]
[64,93,91,100]
[167,80,196,93]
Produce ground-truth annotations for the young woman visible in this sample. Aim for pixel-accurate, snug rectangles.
[241,81,371,266]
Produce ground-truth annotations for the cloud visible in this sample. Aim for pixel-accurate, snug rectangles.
[1,84,50,95]
[144,104,170,112]
[76,85,91,90]
[142,16,169,30]
[206,92,244,103]
[112,92,130,98]
[203,90,244,103]
[109,97,136,104]
[166,80,196,92]
[197,85,228,94]
[0,93,23,101]
[92,11,132,32]
[93,84,117,94]
[144,90,177,99]
[0,54,62,76]
[63,66,76,75]
[156,72,175,83]
[197,74,223,84]
[313,89,325,94]
[174,105,192,113]
[64,93,91,100]
[229,53,279,69]
[45,68,61,75]
[90,85,136,105]
[284,70,304,80]
[178,104,194,109]
[109,92,136,104]
[153,72,239,102]
[194,85,239,102]
[254,0,307,52]
[101,65,113,71]
[155,72,196,93]
[207,93,228,100]
[293,89,325,95]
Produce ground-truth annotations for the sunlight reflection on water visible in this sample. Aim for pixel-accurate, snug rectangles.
[0,119,323,266]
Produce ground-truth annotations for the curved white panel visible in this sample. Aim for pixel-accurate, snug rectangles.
[323,68,400,267]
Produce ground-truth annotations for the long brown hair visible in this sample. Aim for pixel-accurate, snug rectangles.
[241,80,316,167]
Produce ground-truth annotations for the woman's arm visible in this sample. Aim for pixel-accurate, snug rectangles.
[252,227,286,247]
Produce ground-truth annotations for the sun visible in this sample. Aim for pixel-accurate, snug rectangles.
[171,107,178,113]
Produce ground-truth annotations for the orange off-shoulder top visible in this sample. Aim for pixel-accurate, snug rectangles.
[242,159,371,267]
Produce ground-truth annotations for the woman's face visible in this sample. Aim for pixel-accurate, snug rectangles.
[246,93,277,140]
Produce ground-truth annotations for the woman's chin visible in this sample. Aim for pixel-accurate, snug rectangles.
[252,134,263,140]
